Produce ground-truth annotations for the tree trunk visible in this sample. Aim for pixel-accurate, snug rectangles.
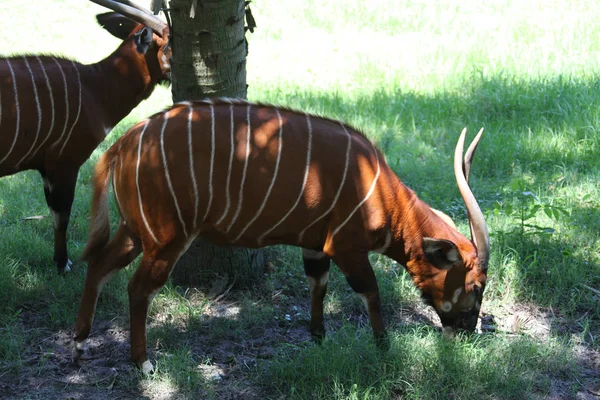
[168,0,263,291]
[170,0,247,99]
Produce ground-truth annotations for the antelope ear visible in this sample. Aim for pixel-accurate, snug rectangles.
[134,27,154,54]
[422,238,462,270]
[96,12,138,40]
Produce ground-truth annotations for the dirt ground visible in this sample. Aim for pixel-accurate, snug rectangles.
[0,299,598,400]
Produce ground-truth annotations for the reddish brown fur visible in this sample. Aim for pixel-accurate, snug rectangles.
[74,99,489,372]
[0,14,171,272]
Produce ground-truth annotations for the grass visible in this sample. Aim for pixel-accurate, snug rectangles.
[1,0,599,398]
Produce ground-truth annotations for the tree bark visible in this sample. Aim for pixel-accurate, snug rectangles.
[168,0,263,291]
[170,0,247,100]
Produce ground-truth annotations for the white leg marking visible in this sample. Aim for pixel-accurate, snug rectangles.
[49,58,70,149]
[141,360,154,374]
[58,61,82,156]
[306,276,317,293]
[201,104,216,222]
[160,112,188,237]
[26,56,56,163]
[331,139,381,239]
[441,301,453,312]
[359,293,370,312]
[0,59,20,165]
[372,230,392,254]
[306,272,329,294]
[258,113,313,244]
[136,120,160,244]
[16,57,42,168]
[187,107,199,230]
[298,122,352,242]
[234,108,284,242]
[227,105,252,232]
[76,341,88,351]
[452,287,463,304]
[216,105,235,225]
[51,209,61,230]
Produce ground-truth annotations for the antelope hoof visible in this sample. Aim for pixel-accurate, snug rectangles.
[58,259,73,273]
[71,340,87,363]
[140,360,154,375]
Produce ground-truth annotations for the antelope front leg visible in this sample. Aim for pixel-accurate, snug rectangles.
[127,251,180,374]
[302,249,331,342]
[334,252,388,348]
[41,169,78,273]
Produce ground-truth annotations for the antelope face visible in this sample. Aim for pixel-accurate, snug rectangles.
[418,237,488,333]
[428,267,487,333]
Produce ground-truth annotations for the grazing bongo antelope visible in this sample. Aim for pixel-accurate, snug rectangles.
[73,99,490,373]
[0,0,171,272]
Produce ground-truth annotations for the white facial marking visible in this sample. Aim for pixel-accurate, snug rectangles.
[452,287,463,304]
[0,59,20,165]
[160,112,188,237]
[441,301,452,312]
[216,104,235,226]
[299,122,352,242]
[227,104,252,232]
[259,113,313,243]
[161,54,169,69]
[331,137,381,239]
[136,120,160,244]
[442,326,455,338]
[235,108,283,242]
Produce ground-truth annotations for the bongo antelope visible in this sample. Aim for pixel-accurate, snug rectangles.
[74,99,490,373]
[0,0,171,272]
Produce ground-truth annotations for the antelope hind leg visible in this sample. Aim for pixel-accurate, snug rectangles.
[302,249,331,342]
[73,223,141,362]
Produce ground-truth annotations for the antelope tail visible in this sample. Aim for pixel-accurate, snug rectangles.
[80,149,116,262]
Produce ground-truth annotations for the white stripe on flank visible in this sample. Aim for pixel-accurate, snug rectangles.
[58,61,82,156]
[226,104,252,232]
[0,59,20,165]
[330,140,381,239]
[26,56,56,163]
[50,58,70,149]
[187,107,199,230]
[113,141,124,212]
[258,113,313,244]
[136,120,160,244]
[160,112,188,237]
[234,108,284,242]
[16,57,43,168]
[201,104,216,222]
[298,122,352,242]
[215,104,235,226]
